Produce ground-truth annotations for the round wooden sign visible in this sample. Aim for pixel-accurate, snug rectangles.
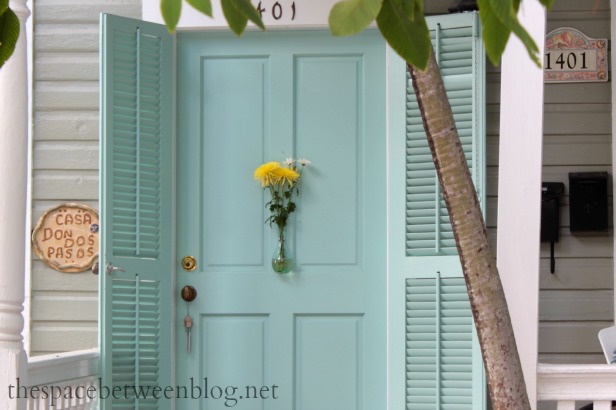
[32,203,99,273]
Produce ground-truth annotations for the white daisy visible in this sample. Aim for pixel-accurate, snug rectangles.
[283,157,295,166]
[297,158,311,166]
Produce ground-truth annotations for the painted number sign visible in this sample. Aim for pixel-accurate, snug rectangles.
[32,203,99,273]
[544,27,608,83]
[257,1,296,21]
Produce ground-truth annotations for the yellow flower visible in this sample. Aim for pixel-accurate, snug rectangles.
[273,167,300,187]
[254,162,281,187]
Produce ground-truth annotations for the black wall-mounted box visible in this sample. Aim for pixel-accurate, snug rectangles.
[569,172,609,233]
[541,182,565,243]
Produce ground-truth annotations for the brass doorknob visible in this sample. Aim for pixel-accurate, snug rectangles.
[181,285,197,302]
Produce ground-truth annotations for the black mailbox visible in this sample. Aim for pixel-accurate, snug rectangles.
[569,172,609,233]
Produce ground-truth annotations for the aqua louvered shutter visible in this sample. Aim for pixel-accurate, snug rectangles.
[406,277,484,409]
[387,12,486,410]
[406,13,486,256]
[100,14,173,410]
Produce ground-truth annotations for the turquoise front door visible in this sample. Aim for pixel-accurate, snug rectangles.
[175,30,387,409]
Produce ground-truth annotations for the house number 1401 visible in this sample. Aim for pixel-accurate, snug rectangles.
[544,50,597,72]
[256,1,296,20]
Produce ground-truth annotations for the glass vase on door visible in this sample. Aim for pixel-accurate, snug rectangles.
[272,227,293,273]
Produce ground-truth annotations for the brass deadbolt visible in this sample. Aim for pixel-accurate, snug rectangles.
[181,256,197,271]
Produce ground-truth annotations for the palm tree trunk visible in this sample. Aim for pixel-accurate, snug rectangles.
[408,47,531,410]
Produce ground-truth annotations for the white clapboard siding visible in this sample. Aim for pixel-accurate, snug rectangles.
[539,259,614,290]
[539,322,614,354]
[32,261,98,292]
[33,170,99,200]
[34,2,141,23]
[539,290,614,321]
[35,53,99,81]
[484,0,613,365]
[34,141,99,170]
[35,111,100,141]
[31,292,98,321]
[30,325,98,355]
[540,0,613,363]
[30,0,141,357]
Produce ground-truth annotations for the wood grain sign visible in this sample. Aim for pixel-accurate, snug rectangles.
[32,203,99,273]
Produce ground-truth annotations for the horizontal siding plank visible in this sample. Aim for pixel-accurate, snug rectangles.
[35,25,99,52]
[488,201,613,229]
[35,81,98,111]
[34,111,99,141]
[538,354,607,365]
[34,141,99,170]
[546,14,610,37]
[544,83,611,104]
[550,0,609,12]
[488,135,612,166]
[33,170,98,200]
[489,82,612,105]
[34,2,140,24]
[539,322,613,354]
[35,52,98,81]
[543,135,611,166]
[539,290,614,321]
[30,325,97,355]
[544,104,611,136]
[487,105,612,136]
[31,261,98,291]
[540,258,614,290]
[540,233,613,258]
[31,293,98,321]
[488,232,614,258]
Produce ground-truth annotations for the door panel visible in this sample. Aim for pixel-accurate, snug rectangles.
[177,30,386,410]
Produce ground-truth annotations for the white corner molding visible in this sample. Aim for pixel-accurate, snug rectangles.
[0,1,31,409]
[497,0,546,408]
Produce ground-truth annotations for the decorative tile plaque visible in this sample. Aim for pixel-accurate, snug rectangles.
[32,203,99,273]
[544,27,608,83]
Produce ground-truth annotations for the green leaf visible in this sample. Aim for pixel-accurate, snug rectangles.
[231,0,265,30]
[480,0,540,67]
[376,0,430,70]
[221,0,248,35]
[477,0,510,66]
[186,0,213,17]
[0,7,20,70]
[0,0,8,15]
[161,0,182,32]
[328,0,382,36]
[538,0,554,9]
[221,0,265,36]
